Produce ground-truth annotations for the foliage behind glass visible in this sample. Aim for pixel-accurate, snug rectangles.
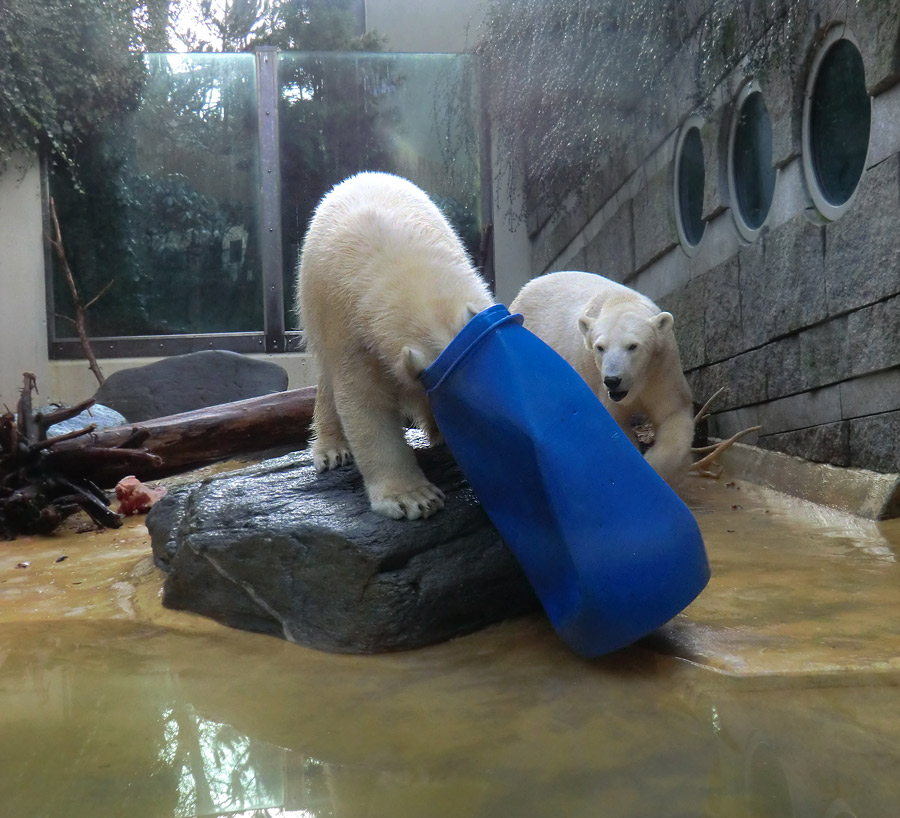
[50,54,263,337]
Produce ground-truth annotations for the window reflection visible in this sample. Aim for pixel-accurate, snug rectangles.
[50,53,264,339]
[809,38,870,208]
[48,51,484,351]
[676,125,706,248]
[278,53,483,330]
[161,705,283,816]
[159,704,338,818]
[732,90,776,232]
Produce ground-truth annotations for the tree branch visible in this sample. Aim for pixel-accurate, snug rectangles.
[46,196,106,386]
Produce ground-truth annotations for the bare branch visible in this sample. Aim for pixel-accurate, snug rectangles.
[33,424,98,450]
[47,196,106,386]
[690,426,762,478]
[84,279,116,311]
[36,397,97,432]
[694,387,725,424]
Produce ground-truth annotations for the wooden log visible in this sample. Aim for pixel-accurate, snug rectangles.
[54,386,317,487]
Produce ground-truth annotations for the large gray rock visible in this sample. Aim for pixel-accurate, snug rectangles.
[147,439,539,653]
[93,350,289,421]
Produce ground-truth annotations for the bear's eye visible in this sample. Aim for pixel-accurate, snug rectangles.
[627,343,639,352]
[595,344,605,353]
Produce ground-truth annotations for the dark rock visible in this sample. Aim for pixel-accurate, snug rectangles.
[92,350,289,421]
[145,484,193,566]
[147,439,539,653]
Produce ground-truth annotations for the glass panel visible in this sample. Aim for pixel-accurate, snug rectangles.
[677,127,706,247]
[810,39,870,207]
[278,52,483,328]
[732,91,775,231]
[50,53,262,338]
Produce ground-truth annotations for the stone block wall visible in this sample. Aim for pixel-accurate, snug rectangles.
[527,1,900,474]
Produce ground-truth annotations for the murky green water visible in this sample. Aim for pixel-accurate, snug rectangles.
[2,477,899,817]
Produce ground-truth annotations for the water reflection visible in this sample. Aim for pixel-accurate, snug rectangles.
[1,618,898,817]
[160,706,286,816]
[3,477,900,816]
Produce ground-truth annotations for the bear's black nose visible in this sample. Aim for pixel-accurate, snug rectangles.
[604,376,621,390]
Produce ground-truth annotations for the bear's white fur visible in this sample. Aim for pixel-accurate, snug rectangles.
[298,172,493,520]
[510,270,694,483]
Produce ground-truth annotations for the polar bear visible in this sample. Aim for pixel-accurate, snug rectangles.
[298,172,493,520]
[509,270,694,483]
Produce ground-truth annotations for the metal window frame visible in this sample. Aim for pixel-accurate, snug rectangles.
[45,48,492,360]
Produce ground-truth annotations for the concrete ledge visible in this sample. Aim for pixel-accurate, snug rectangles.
[717,441,900,521]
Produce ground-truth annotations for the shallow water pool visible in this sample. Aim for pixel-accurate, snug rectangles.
[1,477,899,817]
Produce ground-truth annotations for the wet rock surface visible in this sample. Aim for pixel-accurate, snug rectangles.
[147,440,539,653]
[93,350,289,421]
[43,403,126,436]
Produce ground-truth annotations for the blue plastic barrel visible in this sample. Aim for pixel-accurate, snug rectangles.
[420,304,710,657]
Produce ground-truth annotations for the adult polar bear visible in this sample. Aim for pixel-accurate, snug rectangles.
[298,171,493,520]
[510,271,694,483]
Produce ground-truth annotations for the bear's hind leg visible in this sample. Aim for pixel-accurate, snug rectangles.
[310,373,353,472]
[333,368,445,520]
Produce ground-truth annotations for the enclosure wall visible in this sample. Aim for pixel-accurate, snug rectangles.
[0,155,49,406]
[520,2,900,474]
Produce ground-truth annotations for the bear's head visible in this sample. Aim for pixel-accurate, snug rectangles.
[577,300,674,405]
[401,302,482,381]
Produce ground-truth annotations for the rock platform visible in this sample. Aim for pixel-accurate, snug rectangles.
[147,439,538,653]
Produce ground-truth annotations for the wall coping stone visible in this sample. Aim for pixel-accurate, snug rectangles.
[718,441,900,520]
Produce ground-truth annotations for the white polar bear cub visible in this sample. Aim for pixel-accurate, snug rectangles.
[298,172,493,520]
[510,270,694,483]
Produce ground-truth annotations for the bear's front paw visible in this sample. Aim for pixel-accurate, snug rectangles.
[312,441,353,472]
[370,483,446,521]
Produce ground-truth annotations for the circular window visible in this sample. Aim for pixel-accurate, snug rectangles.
[674,118,706,254]
[729,81,777,241]
[802,30,870,220]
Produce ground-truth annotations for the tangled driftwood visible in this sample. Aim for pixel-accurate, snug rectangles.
[1,375,317,539]
[0,374,162,538]
[2,369,755,539]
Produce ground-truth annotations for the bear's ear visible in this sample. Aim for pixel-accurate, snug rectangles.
[402,346,430,379]
[456,302,480,331]
[577,313,594,348]
[652,311,674,334]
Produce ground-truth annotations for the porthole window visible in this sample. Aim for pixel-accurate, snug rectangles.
[674,118,706,255]
[728,81,777,242]
[802,29,870,221]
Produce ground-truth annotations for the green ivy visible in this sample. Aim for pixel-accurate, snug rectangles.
[0,0,145,171]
